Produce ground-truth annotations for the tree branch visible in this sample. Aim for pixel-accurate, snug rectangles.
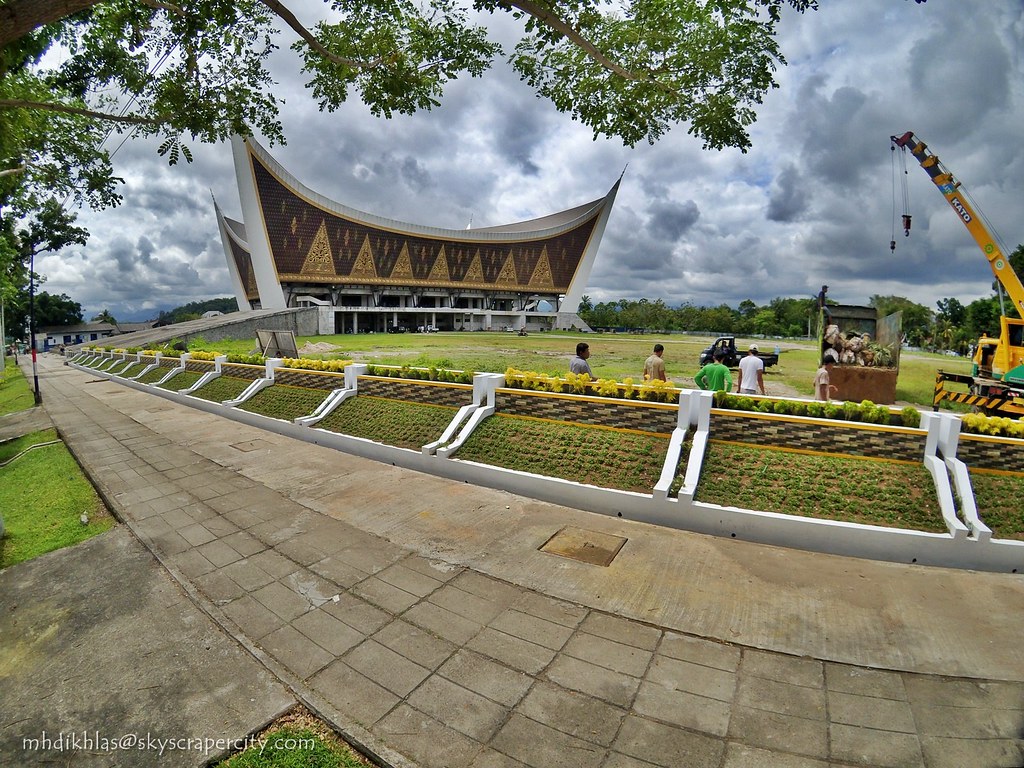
[136,0,185,15]
[0,98,163,125]
[256,0,381,70]
[0,165,28,179]
[506,0,641,82]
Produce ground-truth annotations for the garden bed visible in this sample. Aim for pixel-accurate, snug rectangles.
[137,366,176,384]
[969,471,1024,540]
[116,362,148,378]
[694,441,946,532]
[317,396,457,450]
[157,370,204,392]
[189,376,252,403]
[456,414,668,493]
[237,385,330,421]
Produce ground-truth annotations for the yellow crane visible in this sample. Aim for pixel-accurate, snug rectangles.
[891,131,1024,416]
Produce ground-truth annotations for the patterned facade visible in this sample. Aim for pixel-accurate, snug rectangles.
[218,136,618,333]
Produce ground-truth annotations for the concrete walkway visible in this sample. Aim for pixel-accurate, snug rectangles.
[4,353,1024,767]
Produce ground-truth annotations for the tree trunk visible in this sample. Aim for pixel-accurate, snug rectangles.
[0,0,96,50]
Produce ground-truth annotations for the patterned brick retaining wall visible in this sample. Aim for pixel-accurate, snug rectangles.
[710,410,927,461]
[357,376,473,408]
[220,363,264,381]
[185,359,216,373]
[275,369,347,390]
[495,389,678,434]
[958,435,1024,473]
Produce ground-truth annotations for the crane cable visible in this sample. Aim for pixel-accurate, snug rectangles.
[890,138,911,253]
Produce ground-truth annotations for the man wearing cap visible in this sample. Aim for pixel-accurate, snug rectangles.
[736,343,766,395]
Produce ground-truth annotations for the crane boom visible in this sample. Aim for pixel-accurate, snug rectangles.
[891,131,1024,317]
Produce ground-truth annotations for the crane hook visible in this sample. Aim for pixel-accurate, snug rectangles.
[890,239,896,253]
[902,214,912,236]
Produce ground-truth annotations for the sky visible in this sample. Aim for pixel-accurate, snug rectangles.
[35,0,1024,322]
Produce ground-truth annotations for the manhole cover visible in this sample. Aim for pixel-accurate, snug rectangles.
[539,526,627,567]
[230,439,273,452]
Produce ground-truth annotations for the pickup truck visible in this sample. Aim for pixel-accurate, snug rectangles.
[698,337,779,369]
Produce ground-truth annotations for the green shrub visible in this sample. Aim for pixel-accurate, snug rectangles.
[901,406,921,428]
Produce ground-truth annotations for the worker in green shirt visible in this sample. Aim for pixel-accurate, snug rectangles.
[695,351,732,392]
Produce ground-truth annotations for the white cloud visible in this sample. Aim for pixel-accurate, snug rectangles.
[40,0,1024,321]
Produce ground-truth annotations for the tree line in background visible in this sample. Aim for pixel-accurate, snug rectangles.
[578,245,1024,354]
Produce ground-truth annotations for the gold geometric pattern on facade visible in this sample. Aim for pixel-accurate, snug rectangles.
[246,264,258,296]
[529,248,555,290]
[428,246,451,282]
[390,243,414,280]
[463,250,484,283]
[300,220,337,277]
[290,216,297,235]
[495,254,519,286]
[350,234,378,279]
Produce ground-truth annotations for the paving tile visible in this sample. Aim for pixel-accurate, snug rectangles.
[221,530,265,557]
[292,607,365,656]
[612,714,725,768]
[829,724,924,767]
[919,736,1024,768]
[178,522,217,547]
[219,559,276,591]
[260,624,334,679]
[579,613,661,651]
[284,569,339,609]
[658,632,740,672]
[902,676,1024,710]
[373,618,457,670]
[489,609,575,651]
[222,507,263,529]
[740,649,823,689]
[322,592,391,635]
[466,627,558,675]
[430,583,510,625]
[275,537,328,566]
[403,601,484,646]
[544,654,641,709]
[400,554,461,583]
[203,516,241,538]
[194,570,247,603]
[196,539,244,567]
[450,570,522,606]
[645,654,737,702]
[727,705,827,759]
[169,549,216,580]
[601,754,662,768]
[909,703,1022,739]
[352,576,421,614]
[376,704,482,768]
[252,581,313,622]
[563,632,654,678]
[469,749,529,768]
[310,555,370,588]
[345,639,431,697]
[518,681,627,747]
[825,663,907,700]
[310,660,399,728]
[408,675,509,740]
[247,549,299,580]
[438,649,533,708]
[491,713,605,768]
[828,690,916,732]
[736,675,826,720]
[632,680,730,737]
[335,541,406,574]
[511,591,588,629]
[148,530,192,556]
[722,743,828,768]
[220,594,286,640]
[376,562,446,597]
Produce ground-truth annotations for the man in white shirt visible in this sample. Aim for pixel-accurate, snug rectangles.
[736,344,765,395]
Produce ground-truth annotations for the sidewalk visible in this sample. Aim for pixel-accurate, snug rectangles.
[5,353,1024,767]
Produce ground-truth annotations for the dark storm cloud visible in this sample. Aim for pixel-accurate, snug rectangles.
[766,164,807,223]
[647,200,700,241]
[39,1,1024,318]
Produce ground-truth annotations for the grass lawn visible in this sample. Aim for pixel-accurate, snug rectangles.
[217,709,370,768]
[0,436,114,568]
[970,471,1024,541]
[694,441,947,533]
[237,385,330,421]
[318,396,457,450]
[179,332,974,407]
[1,357,35,414]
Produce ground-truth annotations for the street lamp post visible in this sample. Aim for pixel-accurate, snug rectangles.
[29,250,41,404]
